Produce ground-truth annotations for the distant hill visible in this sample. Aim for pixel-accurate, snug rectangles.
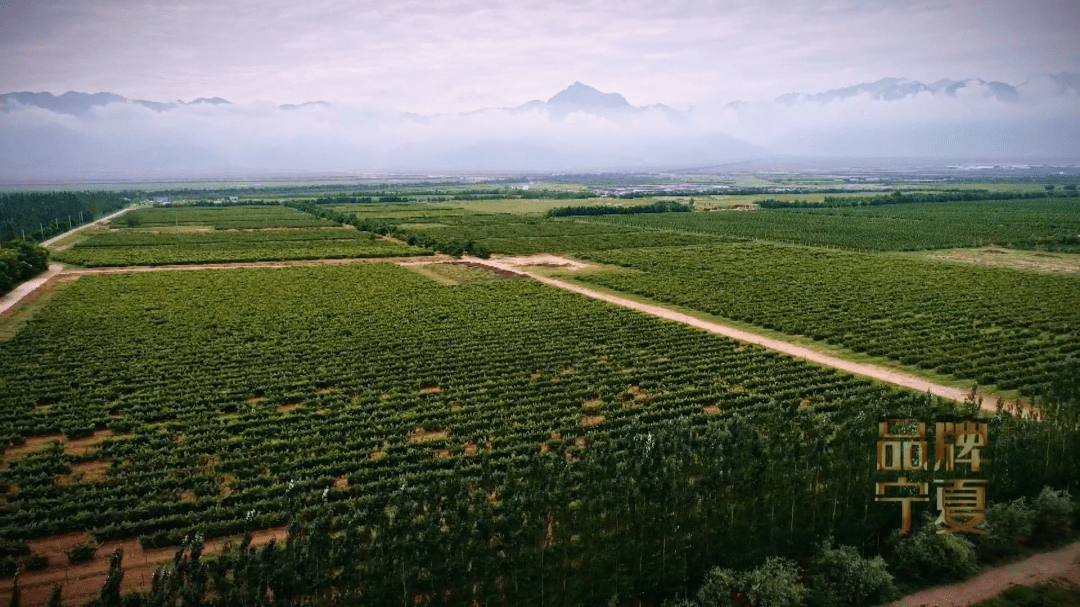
[0,91,237,114]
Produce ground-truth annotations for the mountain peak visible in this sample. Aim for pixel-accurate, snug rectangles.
[547,82,631,108]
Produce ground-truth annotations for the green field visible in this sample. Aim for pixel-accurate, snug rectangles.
[575,243,1080,397]
[0,265,947,556]
[3,183,1079,604]
[124,205,339,229]
[394,215,726,254]
[55,228,425,266]
[588,199,1080,251]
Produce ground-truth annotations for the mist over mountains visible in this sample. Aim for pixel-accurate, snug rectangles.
[1,75,1078,181]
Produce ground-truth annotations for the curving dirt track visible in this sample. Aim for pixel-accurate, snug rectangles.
[470,255,999,410]
[0,264,65,317]
[886,540,1080,607]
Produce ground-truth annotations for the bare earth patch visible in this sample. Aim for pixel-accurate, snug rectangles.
[408,428,449,443]
[56,459,110,485]
[276,404,300,414]
[927,247,1080,274]
[419,386,442,394]
[703,405,721,415]
[3,430,124,462]
[2,526,289,607]
[580,415,606,427]
[333,476,349,489]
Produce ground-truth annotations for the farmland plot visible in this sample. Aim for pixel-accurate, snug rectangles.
[576,243,1080,398]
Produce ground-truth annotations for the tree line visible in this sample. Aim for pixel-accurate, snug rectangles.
[0,191,130,242]
[545,200,691,217]
[757,189,1079,209]
[0,241,49,297]
[283,200,490,258]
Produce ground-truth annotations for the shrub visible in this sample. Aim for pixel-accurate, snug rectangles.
[976,498,1036,562]
[66,541,98,563]
[1029,487,1073,547]
[808,541,897,606]
[697,557,808,607]
[22,553,48,570]
[889,520,979,585]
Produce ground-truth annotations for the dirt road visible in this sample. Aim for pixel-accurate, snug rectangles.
[41,207,132,248]
[470,256,993,409]
[886,541,1080,607]
[0,264,64,316]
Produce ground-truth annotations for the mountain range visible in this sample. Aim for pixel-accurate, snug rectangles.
[3,74,1077,118]
[1,77,1077,180]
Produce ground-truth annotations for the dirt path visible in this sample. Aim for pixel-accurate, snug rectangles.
[41,207,132,249]
[0,264,64,316]
[887,541,1080,607]
[468,255,995,409]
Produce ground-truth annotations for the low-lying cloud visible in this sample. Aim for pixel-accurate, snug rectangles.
[1,76,1078,181]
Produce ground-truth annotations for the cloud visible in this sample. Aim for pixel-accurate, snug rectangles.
[1,72,1077,181]
[2,0,1079,112]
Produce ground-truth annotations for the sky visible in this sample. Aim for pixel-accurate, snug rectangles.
[2,0,1079,112]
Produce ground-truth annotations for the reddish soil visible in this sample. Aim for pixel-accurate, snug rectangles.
[447,261,528,279]
[408,428,449,443]
[3,430,124,463]
[887,541,1080,607]
[580,415,605,427]
[55,460,110,485]
[0,527,288,607]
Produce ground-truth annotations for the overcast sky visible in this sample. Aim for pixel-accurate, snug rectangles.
[2,0,1078,112]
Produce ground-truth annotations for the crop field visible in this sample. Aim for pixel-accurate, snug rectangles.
[0,264,948,547]
[391,215,725,254]
[3,187,1080,604]
[124,206,339,230]
[54,228,425,266]
[575,243,1080,398]
[588,198,1080,251]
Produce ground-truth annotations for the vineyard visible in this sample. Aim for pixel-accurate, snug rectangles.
[575,243,1080,398]
[587,198,1080,251]
[388,213,725,254]
[1,190,1079,605]
[0,267,960,549]
[55,227,425,266]
[122,206,340,230]
[1,263,1076,605]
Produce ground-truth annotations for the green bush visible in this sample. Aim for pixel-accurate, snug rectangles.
[808,541,897,606]
[65,541,98,563]
[888,520,979,585]
[1029,487,1073,547]
[697,557,808,607]
[976,498,1037,562]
